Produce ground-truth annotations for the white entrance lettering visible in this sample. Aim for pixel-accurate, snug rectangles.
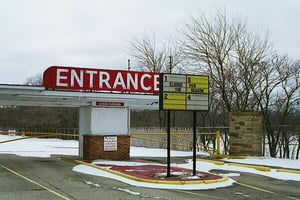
[154,74,160,91]
[140,74,152,91]
[99,71,111,89]
[70,69,84,87]
[56,68,69,87]
[86,70,97,88]
[113,72,126,89]
[127,73,138,90]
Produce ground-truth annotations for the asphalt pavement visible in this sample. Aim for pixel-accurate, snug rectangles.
[0,154,299,200]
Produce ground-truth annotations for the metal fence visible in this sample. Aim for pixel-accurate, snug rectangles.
[2,126,298,158]
[130,127,228,154]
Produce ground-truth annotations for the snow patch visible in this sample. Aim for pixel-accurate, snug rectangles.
[84,180,101,187]
[0,135,78,158]
[114,187,140,196]
[178,159,300,181]
[130,146,209,157]
[222,157,300,170]
[218,173,240,177]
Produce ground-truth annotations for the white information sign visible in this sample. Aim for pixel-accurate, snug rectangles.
[104,136,118,151]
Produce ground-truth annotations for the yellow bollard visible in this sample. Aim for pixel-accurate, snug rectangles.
[216,131,221,154]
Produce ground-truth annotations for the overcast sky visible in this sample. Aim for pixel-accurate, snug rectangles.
[1,0,299,84]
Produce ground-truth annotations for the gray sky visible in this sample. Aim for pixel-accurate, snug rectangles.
[1,0,299,84]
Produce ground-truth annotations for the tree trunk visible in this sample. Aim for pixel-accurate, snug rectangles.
[296,136,300,159]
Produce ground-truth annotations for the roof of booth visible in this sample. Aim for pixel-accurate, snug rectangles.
[0,84,159,110]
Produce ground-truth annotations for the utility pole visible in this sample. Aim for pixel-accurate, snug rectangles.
[127,59,131,71]
[169,56,172,73]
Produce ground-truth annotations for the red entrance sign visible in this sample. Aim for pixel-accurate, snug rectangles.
[43,66,160,93]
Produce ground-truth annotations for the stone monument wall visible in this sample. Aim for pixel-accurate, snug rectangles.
[229,111,263,156]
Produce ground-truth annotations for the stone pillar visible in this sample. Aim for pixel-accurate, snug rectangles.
[229,111,263,156]
[79,106,130,160]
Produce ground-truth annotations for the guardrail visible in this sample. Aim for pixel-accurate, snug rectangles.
[0,131,79,143]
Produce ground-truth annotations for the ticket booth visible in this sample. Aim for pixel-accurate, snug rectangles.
[79,105,130,160]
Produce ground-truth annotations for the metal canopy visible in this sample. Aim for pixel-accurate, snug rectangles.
[0,84,159,110]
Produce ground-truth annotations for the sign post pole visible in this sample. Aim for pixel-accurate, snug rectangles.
[193,111,197,175]
[167,110,171,177]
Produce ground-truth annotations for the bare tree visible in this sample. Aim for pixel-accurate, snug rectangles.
[129,33,184,127]
[181,11,272,112]
[180,10,300,158]
[243,54,300,157]
[129,33,182,73]
[272,57,300,158]
[25,73,43,85]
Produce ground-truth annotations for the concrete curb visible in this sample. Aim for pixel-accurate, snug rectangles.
[196,159,225,165]
[197,158,300,174]
[226,163,271,172]
[209,154,247,159]
[276,169,300,174]
[197,158,272,172]
[74,160,229,185]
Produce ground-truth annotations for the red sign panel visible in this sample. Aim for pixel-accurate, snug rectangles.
[43,66,160,93]
[95,102,125,107]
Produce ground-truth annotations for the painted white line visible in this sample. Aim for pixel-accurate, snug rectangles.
[0,164,71,200]
[175,190,223,199]
[236,182,299,200]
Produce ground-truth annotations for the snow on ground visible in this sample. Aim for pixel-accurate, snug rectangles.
[0,135,78,157]
[177,159,300,181]
[222,157,300,169]
[130,146,209,157]
[1,134,300,189]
